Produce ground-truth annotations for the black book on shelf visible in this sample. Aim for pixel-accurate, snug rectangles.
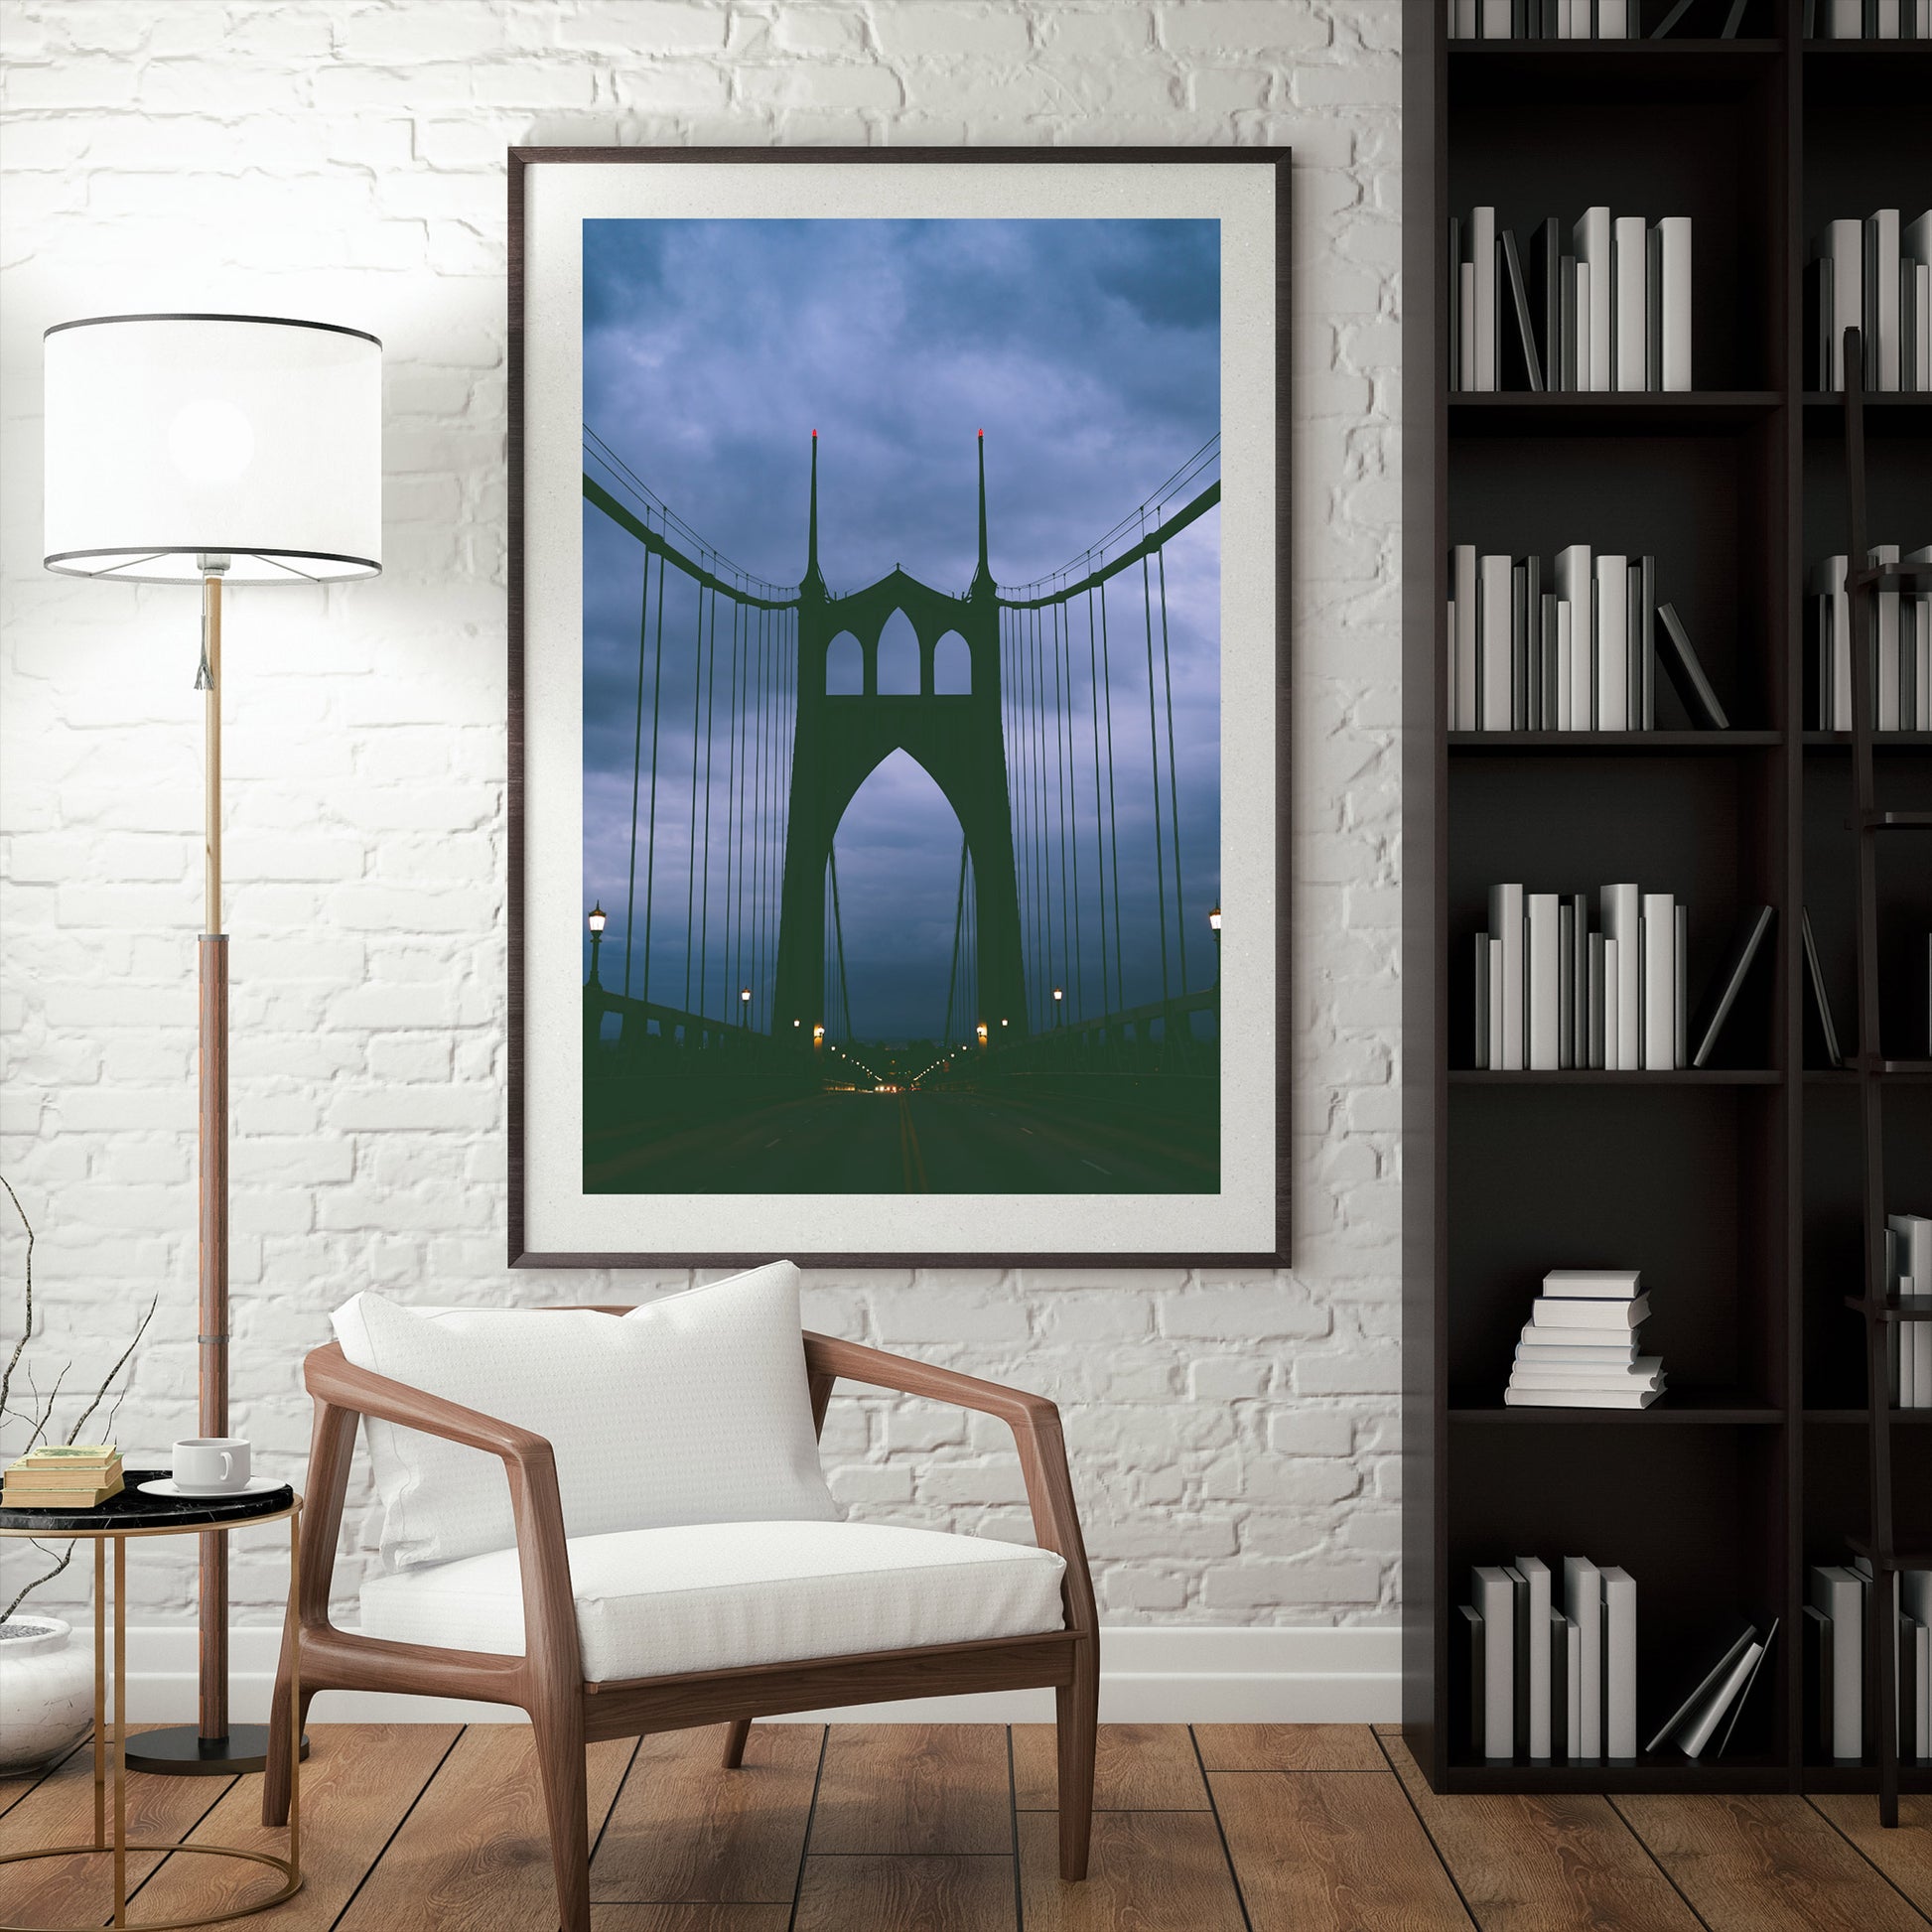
[1804,1602,1835,1762]
[1689,906,1775,1068]
[1506,1565,1532,1762]
[1499,227,1545,392]
[1801,908,1845,1069]
[1530,218,1562,395]
[1449,215,1462,391]
[1460,1603,1485,1759]
[1651,0,1701,34]
[1722,0,1750,35]
[1655,602,1730,730]
[1645,1624,1758,1755]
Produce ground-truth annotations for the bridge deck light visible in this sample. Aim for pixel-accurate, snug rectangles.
[1208,904,1222,933]
[587,903,607,935]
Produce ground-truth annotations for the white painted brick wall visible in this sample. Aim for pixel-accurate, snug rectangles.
[0,0,1401,1632]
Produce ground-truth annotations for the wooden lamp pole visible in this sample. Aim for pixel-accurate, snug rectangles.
[199,562,230,1747]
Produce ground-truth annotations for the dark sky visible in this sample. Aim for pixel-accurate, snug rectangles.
[583,217,1220,1042]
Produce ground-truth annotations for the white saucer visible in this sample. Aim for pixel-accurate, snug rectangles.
[138,1475,283,1500]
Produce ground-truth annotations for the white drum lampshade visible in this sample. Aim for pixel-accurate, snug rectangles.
[43,312,381,584]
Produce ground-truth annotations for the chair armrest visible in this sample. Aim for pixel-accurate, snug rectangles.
[299,1342,582,1687]
[801,1332,1097,1639]
[306,1341,556,1465]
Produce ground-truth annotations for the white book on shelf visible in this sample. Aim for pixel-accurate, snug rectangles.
[1480,553,1514,731]
[1866,210,1902,391]
[1818,219,1863,389]
[1602,1568,1638,1761]
[1472,207,1497,392]
[1679,1638,1765,1760]
[1595,556,1629,731]
[1905,1571,1932,1757]
[1555,600,1576,731]
[1574,208,1612,394]
[1655,216,1693,393]
[1565,1557,1602,1761]
[1489,883,1526,1070]
[1675,901,1689,1070]
[1529,1292,1653,1331]
[1516,1343,1643,1369]
[1874,0,1901,32]
[1488,936,1505,1071]
[1811,1565,1864,1759]
[1601,885,1642,1070]
[1506,1386,1661,1409]
[1598,0,1630,33]
[1642,893,1677,1070]
[1528,894,1561,1070]
[1520,1558,1553,1761]
[1613,214,1647,392]
[1460,261,1477,391]
[1825,0,1862,35]
[1919,262,1932,396]
[1509,1362,1663,1390]
[1602,936,1620,1069]
[1480,0,1510,35]
[1453,545,1478,729]
[1543,1269,1643,1299]
[1555,546,1593,729]
[1473,1565,1515,1759]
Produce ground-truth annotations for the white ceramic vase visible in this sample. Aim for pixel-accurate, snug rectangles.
[0,1616,92,1773]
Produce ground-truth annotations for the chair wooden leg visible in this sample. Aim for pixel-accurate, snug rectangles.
[1055,1638,1098,1882]
[260,1647,313,1827]
[721,1719,753,1768]
[529,1697,591,1932]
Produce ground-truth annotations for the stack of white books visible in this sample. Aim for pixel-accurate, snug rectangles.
[1808,209,1932,391]
[1889,1211,1931,1409]
[1505,1269,1664,1409]
[1810,542,1932,731]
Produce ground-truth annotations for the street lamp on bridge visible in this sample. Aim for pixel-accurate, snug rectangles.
[739,987,751,1028]
[1052,986,1064,1028]
[587,902,607,989]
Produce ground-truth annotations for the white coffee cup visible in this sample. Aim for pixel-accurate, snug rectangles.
[173,1438,250,1493]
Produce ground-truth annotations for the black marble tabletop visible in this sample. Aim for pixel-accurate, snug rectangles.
[0,1469,296,1535]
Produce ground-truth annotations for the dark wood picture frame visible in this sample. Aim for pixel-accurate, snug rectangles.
[507,145,1292,1271]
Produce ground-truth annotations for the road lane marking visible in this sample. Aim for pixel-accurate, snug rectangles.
[1082,1159,1111,1174]
[764,1139,782,1148]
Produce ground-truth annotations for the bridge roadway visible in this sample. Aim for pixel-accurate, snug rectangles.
[583,1077,1216,1195]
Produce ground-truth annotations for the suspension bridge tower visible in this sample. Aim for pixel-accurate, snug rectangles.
[772,431,1030,1040]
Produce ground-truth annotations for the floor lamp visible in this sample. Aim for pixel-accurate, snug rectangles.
[42,312,382,1772]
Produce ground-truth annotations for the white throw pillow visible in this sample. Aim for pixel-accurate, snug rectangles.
[331,1261,839,1572]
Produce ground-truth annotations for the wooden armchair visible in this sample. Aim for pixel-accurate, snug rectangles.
[262,1318,1098,1932]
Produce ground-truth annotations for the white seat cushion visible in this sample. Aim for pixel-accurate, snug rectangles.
[331,1263,838,1572]
[358,1520,1067,1682]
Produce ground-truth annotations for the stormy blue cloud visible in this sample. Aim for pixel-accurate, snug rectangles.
[583,217,1219,1042]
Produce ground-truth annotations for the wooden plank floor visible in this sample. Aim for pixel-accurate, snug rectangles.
[2,1724,1926,1931]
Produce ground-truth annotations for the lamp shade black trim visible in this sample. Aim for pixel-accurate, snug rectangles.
[44,546,382,583]
[44,312,382,348]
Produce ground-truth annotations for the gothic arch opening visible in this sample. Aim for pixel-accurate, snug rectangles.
[933,628,971,695]
[826,748,964,1041]
[826,629,863,696]
[877,609,919,696]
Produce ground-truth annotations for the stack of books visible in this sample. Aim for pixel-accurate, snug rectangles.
[1,1444,124,1510]
[1464,1555,1640,1762]
[1448,544,1729,732]
[1473,883,1698,1072]
[1506,1269,1664,1410]
[1889,1212,1931,1409]
[1808,1,1932,36]
[1808,543,1932,731]
[1449,207,1691,394]
[1810,1559,1932,1763]
[1809,211,1932,391]
[1447,2,1641,41]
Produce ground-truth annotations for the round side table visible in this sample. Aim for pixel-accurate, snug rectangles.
[0,1474,302,1932]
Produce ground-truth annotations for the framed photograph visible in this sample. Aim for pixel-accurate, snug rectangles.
[509,147,1289,1269]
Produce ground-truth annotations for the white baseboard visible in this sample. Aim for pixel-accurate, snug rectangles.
[119,1624,1400,1726]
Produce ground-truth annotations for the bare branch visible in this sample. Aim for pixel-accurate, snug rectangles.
[0,1175,35,1434]
[65,1296,157,1446]
[2,1539,75,1626]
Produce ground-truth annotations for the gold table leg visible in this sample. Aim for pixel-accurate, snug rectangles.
[91,1541,104,1853]
[113,1535,125,1929]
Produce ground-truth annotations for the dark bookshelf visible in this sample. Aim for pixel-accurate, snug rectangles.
[1403,2,1932,1798]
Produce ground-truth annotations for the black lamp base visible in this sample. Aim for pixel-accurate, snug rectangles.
[122,1725,309,1776]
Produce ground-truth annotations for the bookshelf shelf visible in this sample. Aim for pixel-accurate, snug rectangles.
[1450,730,1782,753]
[1449,391,1781,433]
[1405,0,1928,1804]
[1447,1068,1780,1083]
[1449,1403,1784,1425]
